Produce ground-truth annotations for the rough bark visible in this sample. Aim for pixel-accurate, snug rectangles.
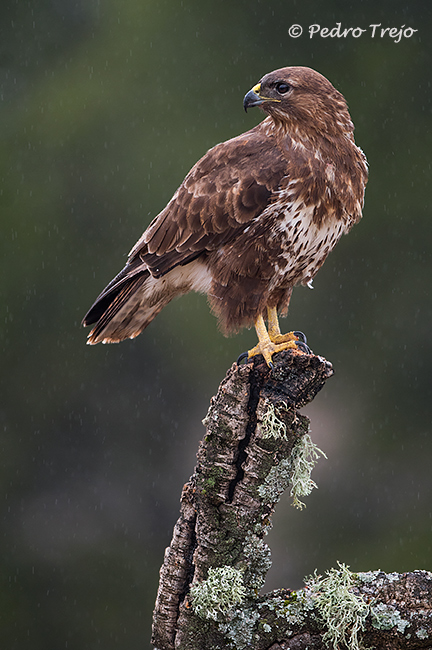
[151,351,432,650]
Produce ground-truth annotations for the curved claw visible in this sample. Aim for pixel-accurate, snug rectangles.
[293,331,307,344]
[237,351,249,365]
[295,340,312,354]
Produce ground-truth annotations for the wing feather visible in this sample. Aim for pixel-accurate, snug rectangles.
[128,124,288,277]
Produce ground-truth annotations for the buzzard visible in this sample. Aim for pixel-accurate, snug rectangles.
[83,66,368,366]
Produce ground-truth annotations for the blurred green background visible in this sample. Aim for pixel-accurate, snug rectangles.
[1,0,431,647]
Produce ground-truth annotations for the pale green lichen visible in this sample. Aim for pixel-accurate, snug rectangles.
[209,565,413,650]
[241,533,272,592]
[416,627,428,639]
[217,606,260,649]
[260,401,289,440]
[371,603,409,633]
[258,456,292,503]
[258,400,326,509]
[263,589,313,628]
[357,570,382,584]
[190,566,246,622]
[306,562,370,650]
[357,570,400,588]
[289,433,327,509]
[385,572,400,583]
[258,422,326,510]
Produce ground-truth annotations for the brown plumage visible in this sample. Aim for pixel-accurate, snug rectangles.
[83,66,368,363]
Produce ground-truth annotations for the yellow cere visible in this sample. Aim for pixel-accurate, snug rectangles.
[252,82,280,103]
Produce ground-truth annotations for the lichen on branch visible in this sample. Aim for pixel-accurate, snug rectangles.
[190,566,246,622]
[151,352,432,650]
[305,562,370,650]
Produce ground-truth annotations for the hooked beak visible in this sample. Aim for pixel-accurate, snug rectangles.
[243,83,264,112]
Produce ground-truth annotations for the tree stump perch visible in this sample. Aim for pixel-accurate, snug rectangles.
[151,351,432,650]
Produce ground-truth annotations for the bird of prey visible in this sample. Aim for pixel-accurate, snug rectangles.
[83,66,368,366]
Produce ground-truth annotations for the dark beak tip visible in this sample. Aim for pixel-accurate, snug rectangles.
[243,89,263,113]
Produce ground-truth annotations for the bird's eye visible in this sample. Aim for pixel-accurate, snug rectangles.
[275,82,291,95]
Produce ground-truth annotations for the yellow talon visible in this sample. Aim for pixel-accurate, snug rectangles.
[270,332,298,345]
[247,338,298,367]
[247,309,303,367]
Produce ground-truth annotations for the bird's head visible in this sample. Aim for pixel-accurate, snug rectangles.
[243,66,353,138]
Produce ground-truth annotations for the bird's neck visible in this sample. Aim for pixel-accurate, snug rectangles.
[262,116,357,160]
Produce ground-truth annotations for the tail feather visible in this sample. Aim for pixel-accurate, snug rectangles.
[85,272,151,344]
[84,256,168,344]
[83,257,146,327]
[83,257,213,344]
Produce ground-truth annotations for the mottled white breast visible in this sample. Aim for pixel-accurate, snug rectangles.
[268,196,349,289]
